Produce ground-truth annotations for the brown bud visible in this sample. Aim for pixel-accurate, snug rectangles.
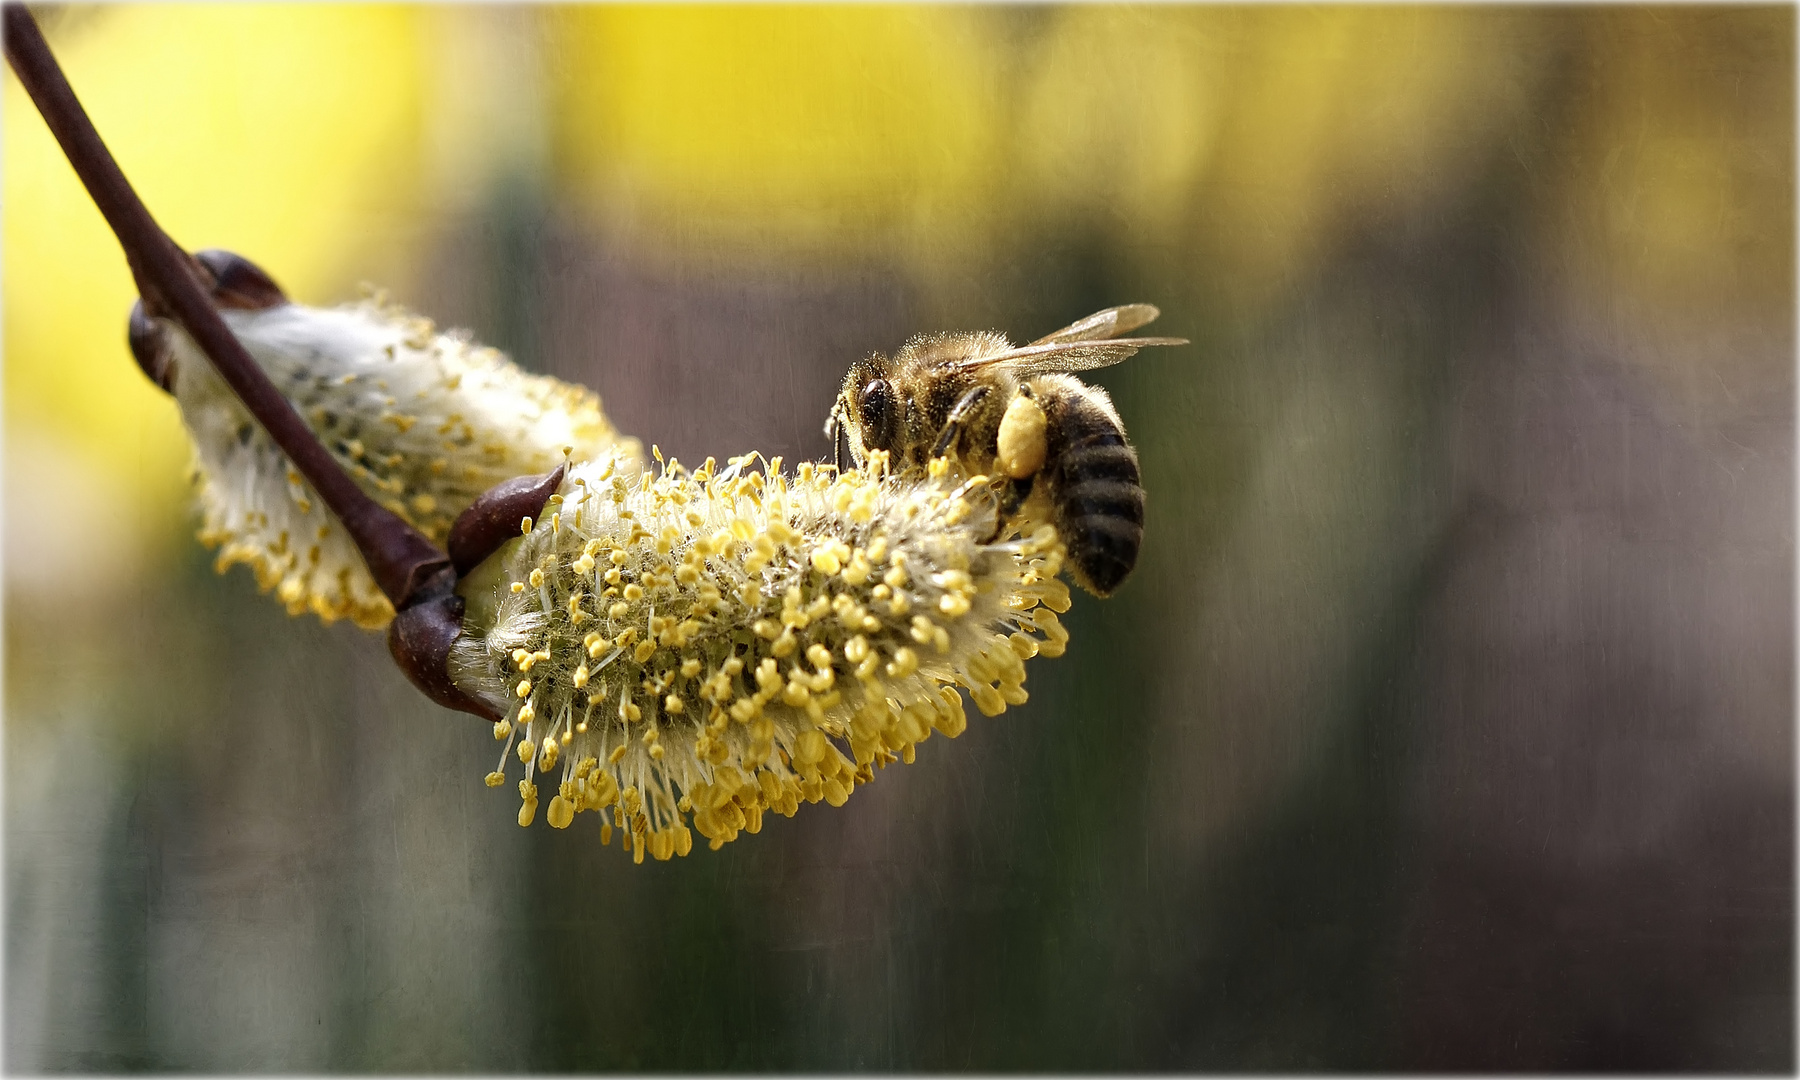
[127,299,175,392]
[194,249,288,310]
[447,463,567,576]
[387,585,501,722]
[127,248,285,393]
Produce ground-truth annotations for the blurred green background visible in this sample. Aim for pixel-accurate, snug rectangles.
[5,4,1792,1070]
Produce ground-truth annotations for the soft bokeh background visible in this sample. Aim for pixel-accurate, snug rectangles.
[5,5,1792,1071]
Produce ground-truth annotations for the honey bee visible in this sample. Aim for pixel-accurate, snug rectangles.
[825,304,1185,597]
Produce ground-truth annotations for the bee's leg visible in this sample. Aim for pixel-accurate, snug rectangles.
[982,475,1034,543]
[999,474,1034,518]
[931,385,992,459]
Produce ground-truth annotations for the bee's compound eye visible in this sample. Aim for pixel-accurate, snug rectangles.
[858,378,899,451]
[194,249,288,310]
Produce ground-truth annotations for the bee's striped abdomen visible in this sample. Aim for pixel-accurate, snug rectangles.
[1045,393,1144,597]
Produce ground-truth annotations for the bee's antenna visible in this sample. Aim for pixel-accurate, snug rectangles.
[825,398,851,473]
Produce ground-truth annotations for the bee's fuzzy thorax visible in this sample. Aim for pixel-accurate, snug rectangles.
[164,293,642,628]
[447,451,1071,861]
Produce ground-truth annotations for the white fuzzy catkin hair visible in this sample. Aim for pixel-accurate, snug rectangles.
[164,293,642,628]
[448,451,1071,861]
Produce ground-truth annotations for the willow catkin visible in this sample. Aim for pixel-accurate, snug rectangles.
[159,292,642,628]
[156,286,1078,857]
[447,450,1071,860]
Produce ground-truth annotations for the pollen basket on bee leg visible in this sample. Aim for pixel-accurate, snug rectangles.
[996,394,1048,480]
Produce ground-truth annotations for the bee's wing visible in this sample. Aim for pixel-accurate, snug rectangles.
[948,336,1187,376]
[1027,304,1163,346]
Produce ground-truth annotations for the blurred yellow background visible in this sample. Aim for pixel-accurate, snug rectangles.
[5,5,1791,1071]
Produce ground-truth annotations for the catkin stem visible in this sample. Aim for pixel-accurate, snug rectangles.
[2,2,449,608]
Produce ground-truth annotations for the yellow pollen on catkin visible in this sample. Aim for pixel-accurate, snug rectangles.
[546,796,575,829]
[452,453,1072,861]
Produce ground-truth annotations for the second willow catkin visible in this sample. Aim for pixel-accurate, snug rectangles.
[158,290,641,628]
[449,450,1072,860]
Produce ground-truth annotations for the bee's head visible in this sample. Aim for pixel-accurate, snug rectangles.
[826,354,901,472]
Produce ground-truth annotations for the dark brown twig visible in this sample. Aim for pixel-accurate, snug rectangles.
[3,2,449,608]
